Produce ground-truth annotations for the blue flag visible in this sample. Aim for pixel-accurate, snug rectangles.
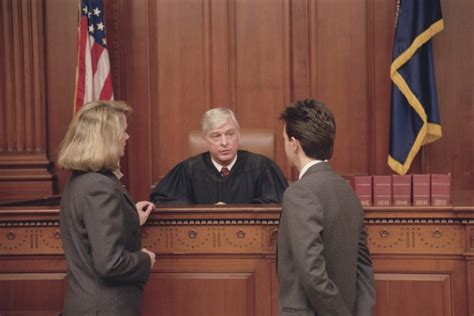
[388,0,444,175]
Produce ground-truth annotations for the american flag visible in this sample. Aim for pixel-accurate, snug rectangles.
[74,0,114,111]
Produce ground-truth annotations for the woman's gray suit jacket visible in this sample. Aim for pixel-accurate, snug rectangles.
[60,171,151,315]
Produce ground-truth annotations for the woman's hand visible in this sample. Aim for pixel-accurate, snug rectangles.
[141,248,156,268]
[135,201,155,226]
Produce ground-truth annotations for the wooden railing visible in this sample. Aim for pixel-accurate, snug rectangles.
[1,205,473,315]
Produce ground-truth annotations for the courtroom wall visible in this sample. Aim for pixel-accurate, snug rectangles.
[0,0,472,203]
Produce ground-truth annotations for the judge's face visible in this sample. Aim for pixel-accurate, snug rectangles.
[204,117,240,166]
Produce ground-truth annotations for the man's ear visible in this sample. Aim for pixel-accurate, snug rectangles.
[290,137,300,153]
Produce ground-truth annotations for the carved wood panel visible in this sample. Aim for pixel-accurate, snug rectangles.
[373,256,468,316]
[367,223,463,254]
[142,225,277,254]
[467,259,474,316]
[0,224,62,255]
[143,272,255,316]
[374,273,452,316]
[0,273,66,315]
[1,206,474,316]
[0,0,53,201]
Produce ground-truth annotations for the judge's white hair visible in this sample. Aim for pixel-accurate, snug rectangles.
[200,107,240,134]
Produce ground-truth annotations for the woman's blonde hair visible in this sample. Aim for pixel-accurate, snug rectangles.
[57,100,132,172]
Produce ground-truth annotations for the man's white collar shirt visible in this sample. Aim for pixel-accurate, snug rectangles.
[299,160,325,179]
[212,154,238,172]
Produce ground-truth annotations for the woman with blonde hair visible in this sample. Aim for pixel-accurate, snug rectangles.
[58,100,156,315]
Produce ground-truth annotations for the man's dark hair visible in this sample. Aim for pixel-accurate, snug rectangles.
[280,98,336,160]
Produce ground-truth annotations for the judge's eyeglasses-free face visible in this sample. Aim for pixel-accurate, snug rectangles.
[203,118,240,166]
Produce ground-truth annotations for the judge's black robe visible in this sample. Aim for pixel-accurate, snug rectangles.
[150,150,288,204]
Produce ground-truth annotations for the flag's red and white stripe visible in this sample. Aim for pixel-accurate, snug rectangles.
[74,1,113,112]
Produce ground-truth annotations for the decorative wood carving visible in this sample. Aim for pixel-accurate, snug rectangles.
[367,224,463,254]
[142,225,276,254]
[0,225,62,254]
[0,0,54,201]
[468,226,474,252]
[2,206,474,257]
[1,205,474,316]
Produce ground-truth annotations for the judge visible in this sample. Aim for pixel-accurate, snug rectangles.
[150,107,288,205]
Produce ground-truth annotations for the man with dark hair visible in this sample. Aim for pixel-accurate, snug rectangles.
[278,99,375,315]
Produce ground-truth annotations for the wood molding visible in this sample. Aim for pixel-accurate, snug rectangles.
[1,205,474,315]
[0,0,54,200]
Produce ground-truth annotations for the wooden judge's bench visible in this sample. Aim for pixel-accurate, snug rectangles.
[1,204,474,316]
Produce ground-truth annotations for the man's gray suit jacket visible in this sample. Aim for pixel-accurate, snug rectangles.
[277,162,375,315]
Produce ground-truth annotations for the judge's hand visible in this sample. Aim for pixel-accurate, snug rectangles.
[141,248,156,268]
[136,201,155,226]
[215,201,226,205]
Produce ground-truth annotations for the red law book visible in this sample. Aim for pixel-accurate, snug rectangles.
[431,174,451,206]
[354,176,372,206]
[413,174,431,206]
[373,176,392,206]
[392,175,412,206]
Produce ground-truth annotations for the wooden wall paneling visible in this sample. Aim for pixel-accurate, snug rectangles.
[151,0,211,185]
[2,206,474,314]
[203,0,212,111]
[466,225,474,316]
[0,0,55,201]
[121,0,153,200]
[0,273,67,314]
[269,259,278,316]
[375,273,452,316]
[310,0,369,176]
[365,0,375,176]
[468,258,474,316]
[372,257,468,316]
[0,2,4,149]
[290,0,310,102]
[227,0,237,112]
[233,0,291,176]
[209,0,230,107]
[0,256,67,315]
[365,0,376,174]
[103,0,131,187]
[287,0,311,179]
[104,0,124,101]
[279,0,291,176]
[425,0,474,205]
[370,0,401,176]
[44,0,78,196]
[0,0,471,204]
[142,257,272,316]
[143,272,254,316]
